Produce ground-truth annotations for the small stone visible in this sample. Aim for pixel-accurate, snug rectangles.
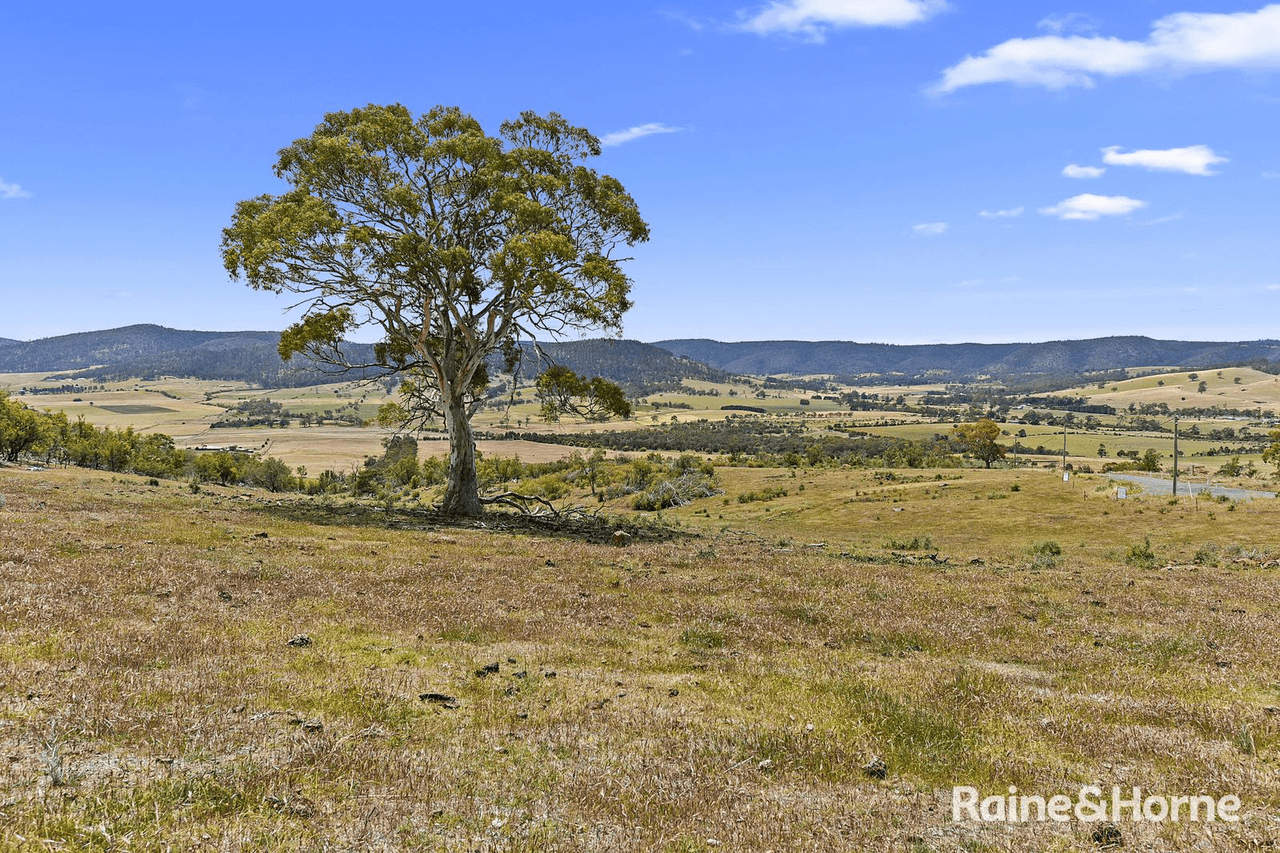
[218,590,233,602]
[543,670,557,679]
[1092,821,1122,847]
[286,634,312,648]
[253,532,269,539]
[757,758,773,770]
[419,693,459,709]
[862,756,888,779]
[513,670,528,679]
[475,662,500,678]
[668,688,680,697]
[301,720,323,732]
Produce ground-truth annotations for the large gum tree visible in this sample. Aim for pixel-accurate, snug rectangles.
[221,104,648,517]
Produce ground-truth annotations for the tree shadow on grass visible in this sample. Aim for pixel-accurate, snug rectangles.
[243,497,693,545]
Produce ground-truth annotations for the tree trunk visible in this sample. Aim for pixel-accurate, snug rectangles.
[440,394,484,517]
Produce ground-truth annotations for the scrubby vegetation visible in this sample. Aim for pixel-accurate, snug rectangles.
[485,418,960,468]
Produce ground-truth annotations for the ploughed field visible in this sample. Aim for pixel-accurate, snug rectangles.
[2,466,1280,851]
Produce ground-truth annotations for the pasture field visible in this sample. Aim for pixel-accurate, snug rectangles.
[7,369,1279,490]
[0,373,234,439]
[1063,367,1280,416]
[2,464,1280,850]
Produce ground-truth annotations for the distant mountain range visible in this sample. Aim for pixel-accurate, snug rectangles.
[3,326,1279,390]
[656,337,1280,382]
[0,325,727,393]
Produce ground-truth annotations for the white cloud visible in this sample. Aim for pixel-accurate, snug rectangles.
[912,221,948,235]
[1141,213,1185,226]
[1062,163,1105,179]
[934,4,1280,93]
[1264,170,1280,179]
[0,177,30,199]
[739,0,947,41]
[599,123,683,148]
[1102,145,1226,175]
[978,206,1023,218]
[1039,193,1147,221]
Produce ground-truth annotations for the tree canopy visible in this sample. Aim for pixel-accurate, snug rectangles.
[952,417,1006,468]
[221,104,649,516]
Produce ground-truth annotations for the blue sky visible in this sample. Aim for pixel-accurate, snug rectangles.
[3,1,1280,345]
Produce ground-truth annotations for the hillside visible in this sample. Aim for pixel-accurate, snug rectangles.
[656,336,1280,382]
[515,339,731,391]
[0,325,728,393]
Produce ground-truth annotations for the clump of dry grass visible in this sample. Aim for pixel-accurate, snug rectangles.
[1,465,1278,850]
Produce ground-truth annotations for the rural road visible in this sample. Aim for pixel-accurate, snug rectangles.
[1105,472,1276,501]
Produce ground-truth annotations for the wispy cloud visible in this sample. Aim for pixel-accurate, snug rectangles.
[978,206,1023,218]
[1039,193,1147,221]
[934,5,1280,93]
[1264,170,1280,179]
[912,221,948,235]
[738,0,947,41]
[599,123,683,148]
[1102,145,1226,175]
[1062,163,1105,179]
[1141,212,1185,226]
[660,9,709,31]
[0,177,30,199]
[1037,13,1097,35]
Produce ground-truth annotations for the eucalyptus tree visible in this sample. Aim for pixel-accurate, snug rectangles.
[222,104,648,516]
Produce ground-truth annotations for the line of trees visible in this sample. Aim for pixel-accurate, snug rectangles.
[1,389,302,490]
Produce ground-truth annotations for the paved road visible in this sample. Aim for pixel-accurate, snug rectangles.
[1105,472,1276,501]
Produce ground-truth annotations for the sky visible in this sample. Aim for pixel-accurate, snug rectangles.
[3,0,1280,346]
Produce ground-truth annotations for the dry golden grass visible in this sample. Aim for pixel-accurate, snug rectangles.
[2,464,1279,850]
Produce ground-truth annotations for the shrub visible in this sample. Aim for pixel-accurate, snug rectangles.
[1125,537,1158,569]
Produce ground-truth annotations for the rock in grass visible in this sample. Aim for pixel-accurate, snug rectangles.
[475,662,500,678]
[286,634,312,648]
[419,693,459,709]
[862,756,888,779]
[264,793,314,818]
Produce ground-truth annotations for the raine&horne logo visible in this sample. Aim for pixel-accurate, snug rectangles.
[952,785,1240,823]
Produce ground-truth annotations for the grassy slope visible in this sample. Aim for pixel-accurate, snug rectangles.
[2,465,1278,851]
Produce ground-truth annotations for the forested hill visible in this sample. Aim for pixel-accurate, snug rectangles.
[0,325,360,387]
[655,337,1280,382]
[0,325,728,392]
[516,339,731,392]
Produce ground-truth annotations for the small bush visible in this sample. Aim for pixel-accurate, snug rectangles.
[885,535,933,551]
[1125,537,1158,569]
[1193,542,1220,567]
[1028,540,1063,568]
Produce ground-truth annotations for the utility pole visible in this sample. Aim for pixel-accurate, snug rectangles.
[1063,416,1068,472]
[1172,415,1179,498]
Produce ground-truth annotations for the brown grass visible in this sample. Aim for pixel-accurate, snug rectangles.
[1,464,1278,850]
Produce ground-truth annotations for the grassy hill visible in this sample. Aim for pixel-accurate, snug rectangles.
[2,464,1278,850]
